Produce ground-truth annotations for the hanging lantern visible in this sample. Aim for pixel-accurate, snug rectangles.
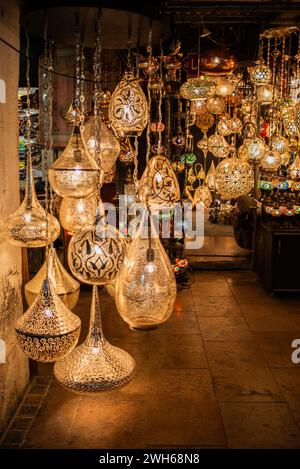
[49,126,99,198]
[215,157,254,199]
[290,155,300,179]
[200,46,237,76]
[197,135,209,152]
[83,116,120,177]
[3,156,60,247]
[180,76,216,101]
[260,149,281,172]
[193,185,212,210]
[68,208,126,285]
[108,71,149,138]
[238,143,250,160]
[205,160,216,190]
[115,210,177,330]
[244,137,266,162]
[100,89,112,108]
[181,153,197,166]
[283,119,299,138]
[217,114,232,136]
[195,110,215,132]
[206,95,226,114]
[280,152,290,166]
[216,78,235,97]
[25,246,80,310]
[271,135,289,155]
[190,99,206,115]
[294,102,300,132]
[172,132,186,147]
[257,84,277,103]
[54,285,135,394]
[15,278,81,362]
[241,99,258,116]
[118,138,135,165]
[242,122,257,139]
[59,193,98,234]
[248,60,272,85]
[229,116,243,134]
[139,155,180,206]
[208,133,230,158]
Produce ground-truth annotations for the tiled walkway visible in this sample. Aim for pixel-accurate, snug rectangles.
[2,271,300,448]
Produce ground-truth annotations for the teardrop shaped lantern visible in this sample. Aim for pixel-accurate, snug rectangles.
[49,126,99,198]
[115,210,177,330]
[54,285,135,394]
[68,206,126,285]
[83,116,120,177]
[215,157,254,200]
[59,193,98,234]
[108,70,149,137]
[15,278,81,362]
[25,246,80,310]
[139,155,180,206]
[205,160,216,190]
[193,185,212,210]
[206,95,226,115]
[3,155,60,247]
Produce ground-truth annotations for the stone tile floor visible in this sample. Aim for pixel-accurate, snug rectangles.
[1,271,300,449]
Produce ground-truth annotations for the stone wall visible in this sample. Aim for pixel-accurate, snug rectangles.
[0,0,29,434]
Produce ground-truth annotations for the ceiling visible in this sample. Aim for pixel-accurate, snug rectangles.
[163,1,300,25]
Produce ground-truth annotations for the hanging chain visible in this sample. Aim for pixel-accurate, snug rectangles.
[297,32,300,82]
[197,25,201,76]
[74,34,81,110]
[25,32,32,164]
[157,38,164,152]
[79,40,85,129]
[280,36,286,98]
[146,25,152,164]
[133,136,139,197]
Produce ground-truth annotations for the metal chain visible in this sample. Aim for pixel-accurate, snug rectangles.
[157,38,163,152]
[281,36,286,98]
[146,26,152,164]
[79,40,85,128]
[25,32,32,163]
[74,34,81,109]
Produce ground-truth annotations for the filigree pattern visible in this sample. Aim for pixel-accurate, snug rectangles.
[139,156,180,206]
[248,61,272,85]
[180,77,216,100]
[215,158,254,200]
[3,155,60,247]
[68,226,125,285]
[54,286,136,394]
[15,278,81,362]
[208,133,230,158]
[108,71,149,137]
[115,212,177,330]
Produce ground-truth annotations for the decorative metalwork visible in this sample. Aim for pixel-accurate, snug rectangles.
[260,150,281,172]
[49,126,99,198]
[217,114,232,136]
[25,246,80,309]
[54,285,136,394]
[68,219,126,285]
[271,135,289,155]
[205,160,216,190]
[257,84,277,103]
[206,95,226,114]
[290,155,300,179]
[216,78,235,97]
[115,210,176,330]
[15,278,81,362]
[84,116,120,177]
[193,185,212,210]
[108,71,149,137]
[244,137,266,161]
[195,110,215,132]
[215,157,254,199]
[118,138,135,165]
[208,133,230,158]
[59,193,98,234]
[180,76,216,101]
[139,155,180,206]
[3,155,60,247]
[248,60,272,85]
